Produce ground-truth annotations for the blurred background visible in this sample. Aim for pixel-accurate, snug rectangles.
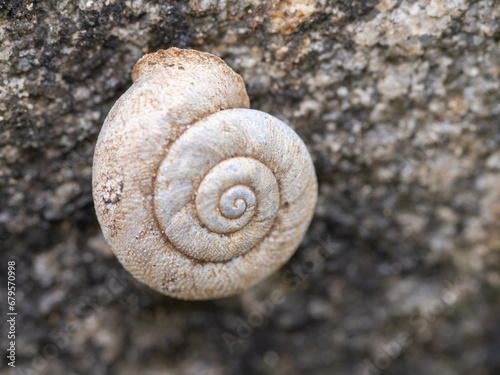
[1,0,499,374]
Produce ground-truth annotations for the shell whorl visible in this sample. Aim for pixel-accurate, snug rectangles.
[92,48,317,300]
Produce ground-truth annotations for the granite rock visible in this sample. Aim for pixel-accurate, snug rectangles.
[1,0,500,374]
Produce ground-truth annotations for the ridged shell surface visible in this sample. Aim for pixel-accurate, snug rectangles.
[92,48,317,300]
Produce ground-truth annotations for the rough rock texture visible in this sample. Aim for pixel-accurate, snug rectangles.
[1,0,499,374]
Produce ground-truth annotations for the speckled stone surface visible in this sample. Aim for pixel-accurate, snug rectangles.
[1,0,499,374]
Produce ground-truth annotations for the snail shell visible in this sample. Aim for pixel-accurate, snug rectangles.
[92,48,317,300]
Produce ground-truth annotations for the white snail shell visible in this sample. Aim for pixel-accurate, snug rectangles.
[92,48,317,300]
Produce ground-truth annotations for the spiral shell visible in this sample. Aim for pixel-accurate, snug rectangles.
[92,48,317,300]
